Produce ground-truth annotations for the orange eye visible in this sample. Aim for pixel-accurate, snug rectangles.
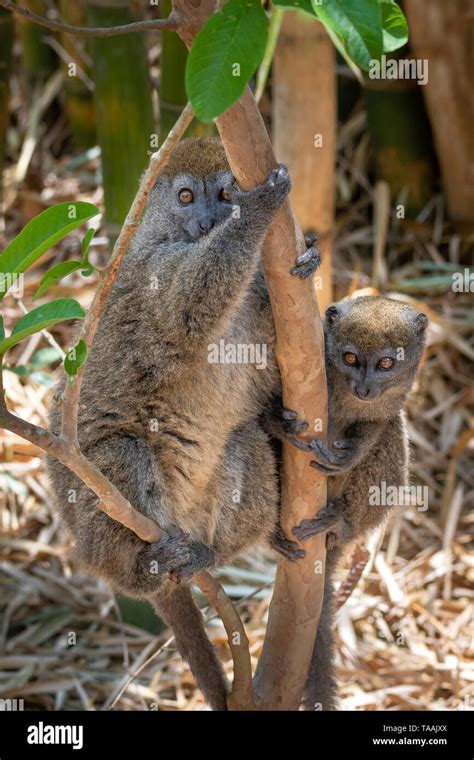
[178,188,194,204]
[343,352,358,366]
[220,188,232,202]
[378,357,395,370]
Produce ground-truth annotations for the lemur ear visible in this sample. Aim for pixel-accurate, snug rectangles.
[325,305,340,326]
[413,312,428,335]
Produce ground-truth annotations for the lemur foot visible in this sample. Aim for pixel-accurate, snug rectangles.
[308,438,354,474]
[261,394,310,448]
[272,401,355,473]
[292,501,342,545]
[140,526,215,584]
[271,523,306,561]
[290,233,321,279]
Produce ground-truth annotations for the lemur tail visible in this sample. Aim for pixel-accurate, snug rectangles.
[152,584,229,711]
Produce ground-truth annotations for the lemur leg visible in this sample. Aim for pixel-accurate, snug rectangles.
[152,584,229,711]
[302,567,338,711]
[292,498,350,551]
[49,436,216,595]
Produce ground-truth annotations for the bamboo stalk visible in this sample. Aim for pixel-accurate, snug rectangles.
[159,0,213,141]
[17,0,55,85]
[88,0,155,235]
[364,72,435,217]
[0,6,13,209]
[58,0,96,149]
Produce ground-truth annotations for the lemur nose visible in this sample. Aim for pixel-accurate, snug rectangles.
[355,385,371,400]
[199,219,214,234]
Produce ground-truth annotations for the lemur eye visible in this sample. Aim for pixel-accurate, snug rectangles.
[378,357,395,370]
[343,352,358,366]
[178,188,194,205]
[220,188,232,202]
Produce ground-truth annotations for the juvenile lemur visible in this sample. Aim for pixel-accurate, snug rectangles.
[265,295,428,710]
[48,137,320,711]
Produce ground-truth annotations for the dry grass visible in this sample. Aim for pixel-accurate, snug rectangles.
[0,98,473,711]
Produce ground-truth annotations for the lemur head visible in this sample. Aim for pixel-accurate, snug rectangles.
[324,296,428,404]
[149,137,235,242]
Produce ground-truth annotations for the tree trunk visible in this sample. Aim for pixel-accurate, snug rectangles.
[273,13,336,310]
[404,0,474,226]
[88,0,155,237]
[174,0,328,711]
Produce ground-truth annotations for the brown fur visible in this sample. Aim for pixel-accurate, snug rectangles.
[161,137,229,179]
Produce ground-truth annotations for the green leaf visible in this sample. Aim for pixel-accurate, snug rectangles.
[312,0,383,70]
[0,316,4,342]
[33,260,83,300]
[0,299,85,355]
[0,202,100,299]
[81,227,95,260]
[381,1,408,52]
[64,339,88,377]
[272,0,316,16]
[186,0,268,122]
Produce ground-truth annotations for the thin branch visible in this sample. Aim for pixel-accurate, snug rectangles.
[0,0,178,37]
[196,572,254,709]
[60,102,194,447]
[0,403,161,543]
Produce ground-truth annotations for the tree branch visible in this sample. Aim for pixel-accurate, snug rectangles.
[173,0,329,711]
[0,0,178,37]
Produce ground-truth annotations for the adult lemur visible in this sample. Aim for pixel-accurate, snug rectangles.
[266,295,428,709]
[48,137,320,711]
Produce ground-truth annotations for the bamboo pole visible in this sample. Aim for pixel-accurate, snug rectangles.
[17,0,55,85]
[364,73,435,217]
[158,0,213,141]
[0,6,13,210]
[58,0,96,149]
[88,0,155,236]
